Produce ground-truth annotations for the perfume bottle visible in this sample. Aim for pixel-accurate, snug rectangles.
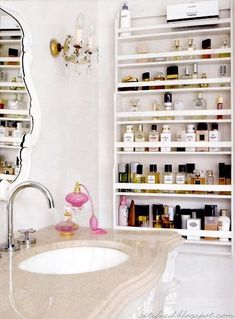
[162,205,170,228]
[135,124,145,152]
[133,164,145,193]
[172,39,182,60]
[218,209,230,241]
[152,72,165,90]
[193,93,207,119]
[129,99,140,120]
[128,200,135,226]
[192,63,199,87]
[185,124,196,152]
[217,96,223,119]
[148,124,159,152]
[161,124,171,152]
[219,65,227,87]
[219,163,226,195]
[146,164,160,193]
[152,100,162,120]
[181,67,191,87]
[163,164,174,193]
[187,211,201,240]
[118,163,129,192]
[163,92,173,120]
[176,165,186,194]
[118,195,128,226]
[209,123,221,152]
[186,38,197,59]
[196,123,209,152]
[219,39,230,58]
[176,130,185,152]
[123,125,134,152]
[142,72,150,90]
[152,204,163,228]
[186,163,195,190]
[202,39,211,59]
[206,170,215,194]
[199,73,209,88]
[129,162,139,183]
[166,66,178,89]
[192,170,206,194]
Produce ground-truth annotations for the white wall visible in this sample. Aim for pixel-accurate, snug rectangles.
[0,0,98,243]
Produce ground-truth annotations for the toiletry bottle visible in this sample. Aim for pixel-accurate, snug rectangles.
[217,96,223,119]
[185,124,196,152]
[135,124,145,152]
[13,122,23,146]
[118,162,129,192]
[206,170,215,194]
[133,164,145,193]
[152,72,165,90]
[193,93,207,119]
[0,121,6,144]
[135,205,149,227]
[166,66,178,89]
[172,39,182,60]
[173,100,184,119]
[162,205,170,228]
[161,125,171,152]
[146,164,160,193]
[174,205,182,229]
[186,163,195,187]
[186,38,197,59]
[129,162,139,183]
[163,164,174,193]
[181,67,191,87]
[14,157,20,176]
[225,164,231,195]
[176,130,185,152]
[176,165,186,194]
[202,39,211,59]
[209,123,220,152]
[168,206,174,228]
[181,213,191,230]
[219,39,230,58]
[148,124,159,152]
[187,211,201,240]
[192,63,199,87]
[152,204,163,228]
[218,209,230,241]
[199,73,209,88]
[142,72,150,90]
[152,100,162,120]
[192,170,206,194]
[123,125,134,152]
[129,99,140,120]
[219,65,227,87]
[120,2,131,37]
[219,163,226,195]
[119,195,128,226]
[196,123,209,152]
[163,92,173,120]
[128,199,135,226]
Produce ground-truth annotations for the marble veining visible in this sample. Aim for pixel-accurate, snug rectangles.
[0,226,183,319]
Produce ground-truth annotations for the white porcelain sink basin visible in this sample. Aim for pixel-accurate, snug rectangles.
[18,246,129,275]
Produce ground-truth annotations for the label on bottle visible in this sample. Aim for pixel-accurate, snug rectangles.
[209,131,220,152]
[149,133,159,152]
[147,175,155,184]
[176,175,185,184]
[161,132,171,152]
[123,132,134,152]
[164,175,173,184]
[185,132,196,152]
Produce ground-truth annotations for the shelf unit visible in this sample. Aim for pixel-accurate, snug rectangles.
[0,11,31,182]
[114,1,234,254]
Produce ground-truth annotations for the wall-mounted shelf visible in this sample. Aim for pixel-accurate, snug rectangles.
[114,2,233,254]
[0,173,16,181]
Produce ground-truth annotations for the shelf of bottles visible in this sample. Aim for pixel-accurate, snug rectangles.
[114,3,233,252]
[0,21,31,182]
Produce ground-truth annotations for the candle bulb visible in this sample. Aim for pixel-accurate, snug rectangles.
[75,13,85,45]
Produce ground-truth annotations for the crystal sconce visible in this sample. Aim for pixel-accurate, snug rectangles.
[49,13,98,68]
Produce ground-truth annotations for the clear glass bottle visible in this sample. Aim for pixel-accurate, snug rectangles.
[199,73,209,88]
[219,65,227,87]
[163,92,174,120]
[162,205,170,228]
[13,122,23,146]
[0,121,6,145]
[146,164,160,193]
[152,100,162,120]
[161,124,171,152]
[192,63,199,87]
[219,163,226,195]
[148,124,159,152]
[217,96,223,119]
[206,169,215,194]
[186,163,195,194]
[163,164,174,193]
[135,124,145,152]
[129,99,140,120]
[193,93,207,119]
[218,209,231,241]
[186,38,197,60]
[219,39,230,58]
[176,164,186,194]
[152,72,165,90]
[133,164,145,193]
[123,125,134,152]
[172,39,182,61]
[185,124,196,152]
[192,170,206,194]
[181,67,191,87]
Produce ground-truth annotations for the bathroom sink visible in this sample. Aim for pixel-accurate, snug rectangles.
[18,246,129,275]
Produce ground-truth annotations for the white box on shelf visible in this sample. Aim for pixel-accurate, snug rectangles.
[0,15,20,30]
[167,0,219,23]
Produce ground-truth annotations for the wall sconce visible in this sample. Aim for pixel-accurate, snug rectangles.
[49,13,98,68]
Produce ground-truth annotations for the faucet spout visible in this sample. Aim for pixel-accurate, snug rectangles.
[0,181,55,252]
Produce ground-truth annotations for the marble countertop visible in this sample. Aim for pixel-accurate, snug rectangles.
[0,226,183,319]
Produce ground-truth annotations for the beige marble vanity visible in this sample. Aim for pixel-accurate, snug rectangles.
[0,226,183,319]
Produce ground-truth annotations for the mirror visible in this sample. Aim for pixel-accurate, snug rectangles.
[0,6,38,196]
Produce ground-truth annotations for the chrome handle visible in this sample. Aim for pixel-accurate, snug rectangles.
[17,228,36,246]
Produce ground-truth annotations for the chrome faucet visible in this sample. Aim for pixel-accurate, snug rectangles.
[0,181,55,252]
